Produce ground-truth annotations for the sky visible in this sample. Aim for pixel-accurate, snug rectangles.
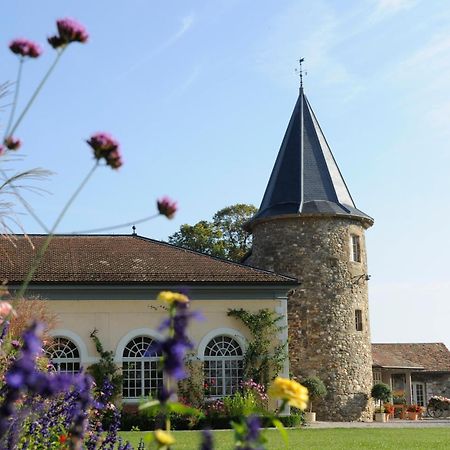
[2,0,450,348]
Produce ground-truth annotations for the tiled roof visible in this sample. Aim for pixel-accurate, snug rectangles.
[0,234,297,285]
[372,343,450,372]
[248,88,372,229]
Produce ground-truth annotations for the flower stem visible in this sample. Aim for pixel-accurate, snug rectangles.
[8,48,66,139]
[69,213,160,234]
[4,58,24,140]
[15,162,98,298]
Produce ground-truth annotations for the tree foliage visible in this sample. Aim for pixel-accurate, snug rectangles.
[167,203,257,262]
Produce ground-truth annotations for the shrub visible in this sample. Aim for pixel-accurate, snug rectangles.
[301,376,327,412]
[371,383,392,405]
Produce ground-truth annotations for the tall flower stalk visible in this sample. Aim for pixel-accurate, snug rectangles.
[140,291,202,449]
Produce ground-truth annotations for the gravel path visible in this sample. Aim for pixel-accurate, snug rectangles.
[306,419,450,428]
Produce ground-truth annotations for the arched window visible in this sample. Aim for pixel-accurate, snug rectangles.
[122,336,163,400]
[204,335,243,398]
[46,337,81,374]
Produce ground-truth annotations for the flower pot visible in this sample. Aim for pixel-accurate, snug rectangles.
[407,412,419,421]
[374,412,387,422]
[304,412,316,423]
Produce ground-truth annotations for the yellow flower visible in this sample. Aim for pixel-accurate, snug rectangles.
[154,429,175,446]
[157,291,189,304]
[268,377,309,410]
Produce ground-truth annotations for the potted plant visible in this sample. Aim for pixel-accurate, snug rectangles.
[406,404,422,420]
[371,383,392,422]
[383,403,395,421]
[301,376,327,423]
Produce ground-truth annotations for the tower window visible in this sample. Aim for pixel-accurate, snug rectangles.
[350,235,361,262]
[355,309,363,331]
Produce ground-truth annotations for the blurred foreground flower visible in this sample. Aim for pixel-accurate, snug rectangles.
[4,136,21,151]
[154,429,175,448]
[48,18,89,49]
[87,132,123,169]
[157,291,189,305]
[157,196,177,219]
[0,301,15,324]
[9,38,42,58]
[269,377,309,410]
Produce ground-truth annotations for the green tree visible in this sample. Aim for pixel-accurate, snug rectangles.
[168,203,257,262]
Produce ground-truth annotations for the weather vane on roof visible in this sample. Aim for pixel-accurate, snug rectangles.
[132,225,136,235]
[295,58,306,88]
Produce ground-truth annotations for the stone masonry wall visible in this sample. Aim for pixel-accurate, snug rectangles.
[247,215,374,421]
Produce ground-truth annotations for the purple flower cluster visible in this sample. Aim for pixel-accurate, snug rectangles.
[48,18,89,49]
[9,38,42,58]
[154,301,201,381]
[4,136,21,151]
[0,322,96,446]
[237,415,265,450]
[87,132,123,169]
[157,196,178,219]
[200,429,214,450]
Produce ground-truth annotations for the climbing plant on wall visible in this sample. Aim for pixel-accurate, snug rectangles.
[88,329,123,403]
[227,308,287,388]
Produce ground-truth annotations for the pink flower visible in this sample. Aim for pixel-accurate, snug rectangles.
[0,301,14,323]
[0,145,5,156]
[48,18,89,49]
[157,196,178,219]
[86,132,123,170]
[9,38,42,58]
[4,136,21,151]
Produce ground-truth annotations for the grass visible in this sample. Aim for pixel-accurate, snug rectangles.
[119,427,450,449]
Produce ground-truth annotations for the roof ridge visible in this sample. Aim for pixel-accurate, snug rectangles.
[133,235,298,282]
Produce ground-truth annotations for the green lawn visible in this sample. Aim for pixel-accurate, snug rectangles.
[119,427,450,449]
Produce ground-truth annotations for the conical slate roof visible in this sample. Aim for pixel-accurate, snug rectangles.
[248,88,372,227]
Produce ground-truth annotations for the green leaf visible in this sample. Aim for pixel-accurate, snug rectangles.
[139,399,160,411]
[272,418,289,447]
[168,402,203,417]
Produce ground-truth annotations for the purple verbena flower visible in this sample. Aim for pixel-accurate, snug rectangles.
[9,39,42,58]
[4,136,21,151]
[48,18,89,49]
[201,429,214,450]
[86,132,123,169]
[157,196,177,219]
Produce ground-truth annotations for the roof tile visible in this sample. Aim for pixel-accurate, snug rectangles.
[372,343,450,372]
[0,235,297,285]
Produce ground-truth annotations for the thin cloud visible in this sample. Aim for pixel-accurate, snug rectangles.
[371,0,417,21]
[165,65,202,102]
[115,13,196,81]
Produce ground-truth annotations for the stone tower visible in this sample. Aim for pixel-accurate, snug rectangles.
[245,87,374,421]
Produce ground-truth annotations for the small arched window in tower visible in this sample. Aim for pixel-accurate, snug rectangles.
[122,336,163,400]
[204,335,243,398]
[350,235,361,262]
[46,337,81,374]
[355,309,363,331]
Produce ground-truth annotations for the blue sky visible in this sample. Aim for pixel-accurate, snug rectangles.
[2,0,450,347]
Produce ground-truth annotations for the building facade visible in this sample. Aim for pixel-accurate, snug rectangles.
[1,235,295,406]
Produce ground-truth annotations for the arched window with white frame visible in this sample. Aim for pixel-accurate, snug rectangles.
[204,335,244,398]
[46,337,81,374]
[122,336,163,400]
